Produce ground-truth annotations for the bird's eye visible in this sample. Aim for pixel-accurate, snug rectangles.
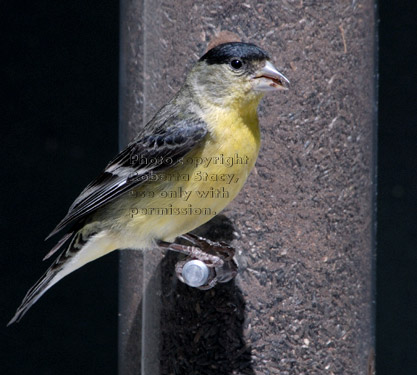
[230,59,243,70]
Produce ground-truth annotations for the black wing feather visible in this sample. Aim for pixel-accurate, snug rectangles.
[47,120,207,239]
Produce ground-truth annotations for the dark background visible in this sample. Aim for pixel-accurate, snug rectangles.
[1,1,416,374]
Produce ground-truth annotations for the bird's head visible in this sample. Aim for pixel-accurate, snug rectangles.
[188,42,289,109]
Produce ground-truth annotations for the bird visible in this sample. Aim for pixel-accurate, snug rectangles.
[8,41,289,325]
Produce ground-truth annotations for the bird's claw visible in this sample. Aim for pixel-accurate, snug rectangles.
[175,255,237,290]
[158,234,238,290]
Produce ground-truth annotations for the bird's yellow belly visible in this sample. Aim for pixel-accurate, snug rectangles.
[116,107,261,246]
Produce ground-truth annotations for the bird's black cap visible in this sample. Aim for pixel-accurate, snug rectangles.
[200,42,270,65]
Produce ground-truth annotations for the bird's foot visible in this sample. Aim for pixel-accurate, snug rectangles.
[158,234,238,289]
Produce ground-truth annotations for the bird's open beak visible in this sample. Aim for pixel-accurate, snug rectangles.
[252,61,290,92]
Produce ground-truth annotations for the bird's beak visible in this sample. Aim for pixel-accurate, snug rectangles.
[252,60,290,92]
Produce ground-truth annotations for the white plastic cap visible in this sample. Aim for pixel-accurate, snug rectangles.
[181,260,210,287]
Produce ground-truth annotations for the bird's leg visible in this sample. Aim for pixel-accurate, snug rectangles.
[157,235,238,289]
[158,241,224,267]
[179,233,235,261]
[179,233,238,283]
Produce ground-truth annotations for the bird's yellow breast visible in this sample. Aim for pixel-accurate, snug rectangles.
[112,101,261,247]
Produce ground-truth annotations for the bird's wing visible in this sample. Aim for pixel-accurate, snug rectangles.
[47,120,207,239]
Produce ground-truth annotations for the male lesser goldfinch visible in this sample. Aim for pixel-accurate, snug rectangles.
[9,42,288,324]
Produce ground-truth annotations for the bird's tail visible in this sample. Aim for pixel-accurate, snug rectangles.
[8,229,115,325]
